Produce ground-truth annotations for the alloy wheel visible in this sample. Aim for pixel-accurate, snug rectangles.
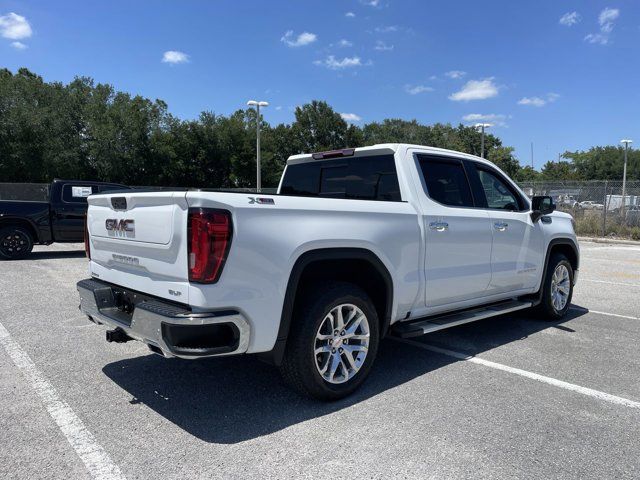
[551,264,571,312]
[314,303,370,384]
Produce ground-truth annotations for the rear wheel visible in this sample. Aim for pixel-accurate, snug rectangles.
[539,253,574,319]
[280,282,379,401]
[0,226,34,260]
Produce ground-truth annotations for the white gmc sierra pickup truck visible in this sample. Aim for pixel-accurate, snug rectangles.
[78,144,579,400]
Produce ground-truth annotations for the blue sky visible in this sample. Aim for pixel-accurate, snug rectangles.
[1,0,638,168]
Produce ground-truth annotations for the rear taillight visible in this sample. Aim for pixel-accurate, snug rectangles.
[188,208,233,283]
[84,214,91,260]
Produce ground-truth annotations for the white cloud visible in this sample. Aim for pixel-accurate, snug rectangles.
[0,12,32,40]
[449,78,498,101]
[517,93,560,107]
[445,70,466,79]
[341,113,362,122]
[462,113,508,127]
[518,97,546,107]
[374,40,393,51]
[162,50,189,64]
[375,25,398,33]
[585,8,620,45]
[361,0,381,7]
[280,30,317,47]
[405,84,434,95]
[314,55,365,70]
[345,12,356,18]
[337,39,353,47]
[599,7,620,28]
[275,106,283,111]
[10,41,27,50]
[584,33,608,45]
[559,11,581,27]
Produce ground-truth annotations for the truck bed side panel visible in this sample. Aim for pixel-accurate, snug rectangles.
[185,193,422,353]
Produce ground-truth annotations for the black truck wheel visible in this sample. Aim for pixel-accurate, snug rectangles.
[0,226,34,260]
[280,282,380,401]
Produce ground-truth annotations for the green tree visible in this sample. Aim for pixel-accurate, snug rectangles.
[564,146,639,180]
[487,146,519,177]
[540,160,582,180]
[291,101,351,152]
[0,67,543,187]
[262,123,297,187]
[362,119,428,145]
[514,165,540,182]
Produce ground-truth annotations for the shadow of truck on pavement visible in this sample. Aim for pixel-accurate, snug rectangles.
[102,305,588,444]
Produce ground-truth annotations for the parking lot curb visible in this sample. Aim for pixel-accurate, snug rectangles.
[578,236,640,246]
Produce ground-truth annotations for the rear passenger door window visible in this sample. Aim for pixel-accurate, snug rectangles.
[417,156,474,208]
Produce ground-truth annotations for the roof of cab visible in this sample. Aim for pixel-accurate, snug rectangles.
[286,143,492,167]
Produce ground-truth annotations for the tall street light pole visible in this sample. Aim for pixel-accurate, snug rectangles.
[620,139,633,217]
[475,123,491,158]
[247,100,269,192]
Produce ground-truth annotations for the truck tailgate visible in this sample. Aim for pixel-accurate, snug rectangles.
[87,191,191,303]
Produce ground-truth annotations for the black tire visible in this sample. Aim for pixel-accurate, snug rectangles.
[280,282,380,401]
[0,226,34,260]
[538,253,574,320]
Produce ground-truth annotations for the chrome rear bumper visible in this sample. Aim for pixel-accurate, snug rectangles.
[77,278,250,359]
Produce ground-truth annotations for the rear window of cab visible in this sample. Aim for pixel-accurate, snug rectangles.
[280,154,401,202]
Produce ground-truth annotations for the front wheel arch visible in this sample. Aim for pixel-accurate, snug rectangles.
[537,239,579,293]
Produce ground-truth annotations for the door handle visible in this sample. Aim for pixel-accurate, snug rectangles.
[494,222,509,231]
[429,221,449,232]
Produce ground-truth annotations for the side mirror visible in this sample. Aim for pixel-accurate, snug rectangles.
[531,196,556,222]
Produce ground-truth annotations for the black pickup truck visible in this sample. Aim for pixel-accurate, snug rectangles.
[0,179,128,259]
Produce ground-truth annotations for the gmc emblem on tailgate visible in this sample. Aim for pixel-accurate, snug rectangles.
[105,219,135,233]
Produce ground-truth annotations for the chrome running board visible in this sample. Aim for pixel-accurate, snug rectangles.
[392,299,532,338]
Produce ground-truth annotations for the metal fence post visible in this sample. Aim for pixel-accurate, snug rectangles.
[602,180,608,236]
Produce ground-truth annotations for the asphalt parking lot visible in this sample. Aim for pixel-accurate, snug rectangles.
[1,240,639,479]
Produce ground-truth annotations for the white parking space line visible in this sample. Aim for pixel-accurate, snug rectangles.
[0,322,126,480]
[573,308,640,321]
[580,245,640,252]
[580,279,640,288]
[393,338,640,410]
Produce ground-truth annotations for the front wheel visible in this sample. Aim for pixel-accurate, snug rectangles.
[539,253,574,319]
[280,282,380,401]
[0,226,34,260]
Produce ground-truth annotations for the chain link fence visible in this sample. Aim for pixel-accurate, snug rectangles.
[518,180,640,238]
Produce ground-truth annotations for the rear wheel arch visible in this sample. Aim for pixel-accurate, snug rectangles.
[266,248,393,366]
